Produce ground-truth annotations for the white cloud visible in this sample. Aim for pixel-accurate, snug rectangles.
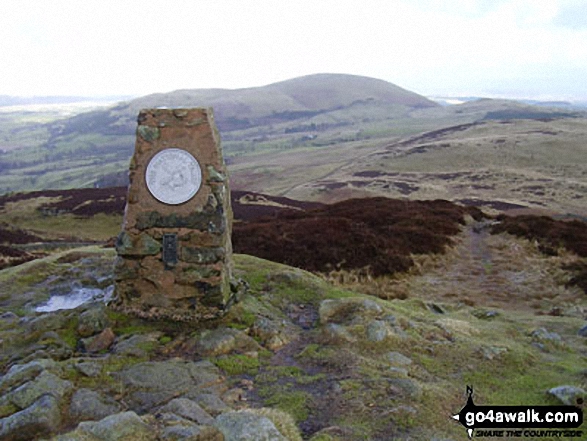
[0,0,585,99]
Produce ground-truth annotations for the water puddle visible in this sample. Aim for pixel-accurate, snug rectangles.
[35,285,114,312]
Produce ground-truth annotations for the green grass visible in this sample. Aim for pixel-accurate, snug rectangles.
[212,354,260,375]
[262,390,312,422]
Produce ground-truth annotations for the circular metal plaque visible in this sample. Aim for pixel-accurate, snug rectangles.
[146,148,202,205]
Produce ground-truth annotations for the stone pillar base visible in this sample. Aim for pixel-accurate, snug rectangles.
[112,108,234,322]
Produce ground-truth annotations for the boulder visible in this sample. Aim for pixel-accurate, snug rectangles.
[157,398,214,425]
[116,360,225,412]
[74,360,102,378]
[8,370,72,410]
[250,317,296,351]
[214,411,286,440]
[80,327,116,353]
[548,385,586,406]
[196,328,261,356]
[0,359,60,394]
[69,388,123,423]
[76,411,156,441]
[160,425,224,441]
[113,332,162,357]
[77,307,110,338]
[530,328,563,344]
[190,393,232,417]
[365,320,391,342]
[386,352,413,366]
[0,394,61,441]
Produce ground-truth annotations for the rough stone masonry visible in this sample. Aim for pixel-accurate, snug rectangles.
[112,108,234,321]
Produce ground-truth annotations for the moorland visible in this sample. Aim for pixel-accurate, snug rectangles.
[0,74,585,440]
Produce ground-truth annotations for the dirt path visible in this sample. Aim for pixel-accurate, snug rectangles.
[395,221,584,314]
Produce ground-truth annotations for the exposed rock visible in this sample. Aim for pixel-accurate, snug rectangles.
[0,394,61,441]
[157,398,214,425]
[75,411,156,441]
[386,352,413,366]
[160,425,224,441]
[388,367,409,377]
[250,317,296,351]
[116,360,225,412]
[191,393,232,417]
[319,298,382,325]
[548,385,586,406]
[197,328,261,356]
[214,410,286,440]
[530,328,564,351]
[74,360,102,378]
[8,370,72,410]
[0,359,61,394]
[69,388,123,423]
[388,378,422,399]
[27,312,70,333]
[323,323,356,343]
[530,327,563,343]
[578,324,587,337]
[478,346,508,360]
[80,327,115,353]
[365,320,391,342]
[113,332,162,357]
[77,307,110,338]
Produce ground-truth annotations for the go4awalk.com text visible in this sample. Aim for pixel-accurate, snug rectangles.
[452,386,584,438]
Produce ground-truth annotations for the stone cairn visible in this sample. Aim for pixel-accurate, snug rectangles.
[112,108,235,321]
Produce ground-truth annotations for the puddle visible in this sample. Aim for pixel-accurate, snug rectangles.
[35,285,114,312]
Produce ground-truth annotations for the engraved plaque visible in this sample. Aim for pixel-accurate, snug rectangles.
[146,148,202,205]
[162,233,178,268]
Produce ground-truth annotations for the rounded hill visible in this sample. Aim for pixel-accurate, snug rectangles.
[124,73,438,129]
[264,73,438,109]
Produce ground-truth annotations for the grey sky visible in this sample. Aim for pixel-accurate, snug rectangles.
[2,0,586,100]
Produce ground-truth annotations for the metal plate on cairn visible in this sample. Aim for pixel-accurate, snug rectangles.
[146,148,202,205]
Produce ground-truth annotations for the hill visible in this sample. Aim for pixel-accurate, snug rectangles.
[1,73,583,198]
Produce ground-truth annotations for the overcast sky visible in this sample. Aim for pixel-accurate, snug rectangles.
[2,0,586,100]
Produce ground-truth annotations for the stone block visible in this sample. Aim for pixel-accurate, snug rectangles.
[113,108,234,322]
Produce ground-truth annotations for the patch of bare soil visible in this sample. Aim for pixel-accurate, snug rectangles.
[390,220,585,314]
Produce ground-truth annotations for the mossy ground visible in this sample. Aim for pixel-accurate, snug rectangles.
[226,253,586,440]
[0,242,585,440]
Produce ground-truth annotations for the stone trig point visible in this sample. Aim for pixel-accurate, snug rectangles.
[112,108,234,321]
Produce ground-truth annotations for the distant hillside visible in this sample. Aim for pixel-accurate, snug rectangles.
[0,74,440,192]
[0,74,584,202]
[64,73,439,134]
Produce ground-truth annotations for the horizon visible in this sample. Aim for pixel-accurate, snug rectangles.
[2,1,587,102]
[1,72,586,106]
